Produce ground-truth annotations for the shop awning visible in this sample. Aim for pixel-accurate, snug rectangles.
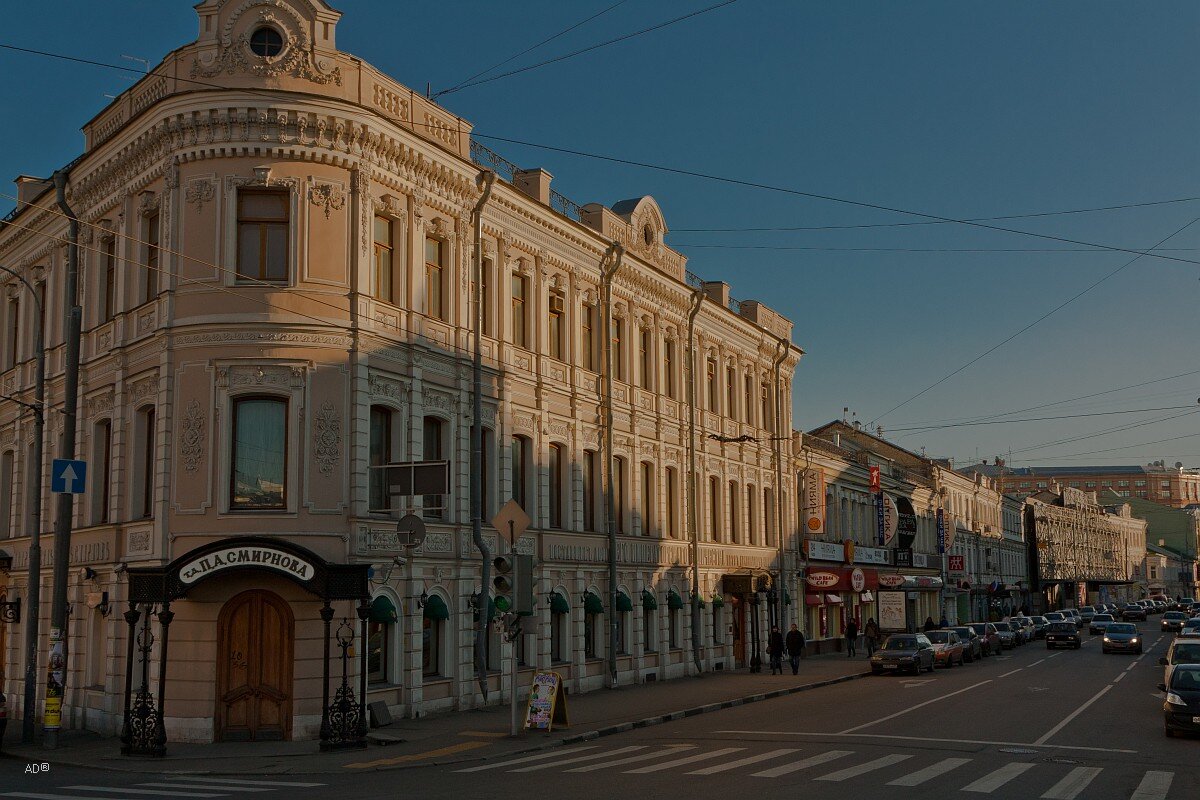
[860,591,875,603]
[825,594,844,604]
[549,591,570,615]
[616,591,633,613]
[369,595,398,624]
[584,591,604,615]
[805,593,823,606]
[667,589,684,610]
[641,589,658,611]
[423,594,449,621]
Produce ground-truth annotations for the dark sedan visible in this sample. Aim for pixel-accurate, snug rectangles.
[1101,622,1143,654]
[951,626,984,662]
[1045,621,1081,650]
[1123,604,1148,622]
[1162,611,1189,632]
[870,634,935,675]
[1162,664,1200,737]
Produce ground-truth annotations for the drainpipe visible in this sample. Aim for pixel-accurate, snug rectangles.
[471,170,496,701]
[771,336,788,631]
[685,287,704,675]
[600,243,623,688]
[45,170,81,749]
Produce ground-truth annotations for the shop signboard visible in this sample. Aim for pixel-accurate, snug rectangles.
[894,548,913,568]
[948,555,966,574]
[805,539,843,562]
[936,508,946,555]
[804,471,825,536]
[878,590,906,631]
[854,546,891,566]
[878,573,906,589]
[805,567,879,592]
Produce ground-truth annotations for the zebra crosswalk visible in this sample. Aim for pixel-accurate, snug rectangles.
[456,744,1180,799]
[2,777,325,800]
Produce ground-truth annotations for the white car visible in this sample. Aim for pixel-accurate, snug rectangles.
[1089,613,1116,635]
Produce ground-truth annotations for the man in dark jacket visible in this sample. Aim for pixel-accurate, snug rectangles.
[845,618,859,657]
[923,616,936,632]
[768,626,784,674]
[785,624,805,674]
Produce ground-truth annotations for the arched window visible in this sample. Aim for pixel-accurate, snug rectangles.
[422,593,449,677]
[230,398,287,510]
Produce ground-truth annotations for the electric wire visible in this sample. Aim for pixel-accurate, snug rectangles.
[885,405,1200,433]
[668,244,1200,253]
[1004,408,1200,456]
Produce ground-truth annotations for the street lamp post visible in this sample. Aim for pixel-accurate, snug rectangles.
[0,264,46,745]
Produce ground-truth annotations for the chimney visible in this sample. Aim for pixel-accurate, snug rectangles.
[702,281,730,307]
[14,175,53,209]
[833,432,841,448]
[514,168,553,205]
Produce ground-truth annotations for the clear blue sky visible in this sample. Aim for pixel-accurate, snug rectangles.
[2,1,1198,467]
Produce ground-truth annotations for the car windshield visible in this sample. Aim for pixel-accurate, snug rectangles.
[952,628,972,638]
[927,632,952,643]
[1032,617,1047,623]
[1172,643,1200,663]
[883,637,917,650]
[994,623,1011,631]
[1106,623,1136,634]
[1094,614,1114,621]
[1170,667,1200,690]
[1046,613,1063,620]
[970,624,987,633]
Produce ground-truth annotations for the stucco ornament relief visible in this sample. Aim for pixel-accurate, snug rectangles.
[180,399,206,473]
[313,403,341,475]
[185,179,216,213]
[309,183,346,219]
[191,2,342,86]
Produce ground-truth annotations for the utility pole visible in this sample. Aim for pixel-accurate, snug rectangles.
[0,264,46,745]
[44,170,81,749]
[685,287,703,675]
[600,243,623,689]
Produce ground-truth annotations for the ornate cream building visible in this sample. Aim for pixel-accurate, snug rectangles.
[0,0,802,746]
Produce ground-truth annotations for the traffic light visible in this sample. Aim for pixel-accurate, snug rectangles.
[492,554,534,617]
[492,556,514,613]
[514,554,534,616]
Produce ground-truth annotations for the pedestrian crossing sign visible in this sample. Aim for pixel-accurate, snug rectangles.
[524,670,569,732]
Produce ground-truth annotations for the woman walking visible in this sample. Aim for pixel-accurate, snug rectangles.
[864,617,880,656]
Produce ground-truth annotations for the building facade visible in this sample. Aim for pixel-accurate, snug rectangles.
[0,0,802,744]
[982,462,1200,509]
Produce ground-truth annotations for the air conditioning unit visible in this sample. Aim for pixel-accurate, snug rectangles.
[549,294,565,315]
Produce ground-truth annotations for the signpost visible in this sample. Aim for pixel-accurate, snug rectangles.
[50,459,86,494]
[491,500,532,736]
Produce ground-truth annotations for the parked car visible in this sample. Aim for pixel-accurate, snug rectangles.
[1162,611,1189,633]
[1102,622,1143,654]
[1179,620,1200,639]
[1061,609,1083,628]
[992,621,1018,649]
[1011,617,1036,641]
[951,626,984,662]
[969,622,1001,656]
[1028,616,1049,639]
[1046,620,1081,649]
[1123,604,1148,622]
[870,634,936,675]
[1159,637,1200,688]
[1089,613,1116,634]
[1078,606,1097,624]
[927,630,966,668]
[1161,664,1200,737]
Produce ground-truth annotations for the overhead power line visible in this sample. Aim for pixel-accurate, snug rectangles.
[886,405,1200,433]
[1004,408,1200,456]
[670,244,1200,253]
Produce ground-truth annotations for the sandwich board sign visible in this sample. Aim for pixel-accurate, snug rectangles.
[524,670,569,732]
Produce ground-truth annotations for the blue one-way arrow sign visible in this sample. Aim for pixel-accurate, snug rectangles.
[51,459,87,494]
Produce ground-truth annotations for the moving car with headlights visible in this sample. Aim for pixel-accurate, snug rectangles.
[1158,638,1200,688]
[1089,613,1116,634]
[992,621,1018,649]
[1046,620,1081,649]
[870,634,936,675]
[968,622,1000,656]
[1123,603,1148,622]
[1162,611,1188,633]
[1101,622,1142,654]
[1161,664,1200,737]
[951,626,984,662]
[927,630,966,668]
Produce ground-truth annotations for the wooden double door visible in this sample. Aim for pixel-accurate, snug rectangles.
[216,590,294,742]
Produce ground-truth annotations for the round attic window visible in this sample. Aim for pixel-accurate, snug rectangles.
[249,27,284,58]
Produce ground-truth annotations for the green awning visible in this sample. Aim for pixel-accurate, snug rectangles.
[616,591,633,613]
[694,593,706,609]
[549,591,570,615]
[641,589,658,611]
[369,595,398,624]
[423,595,449,621]
[667,589,684,610]
[712,594,725,609]
[584,591,604,615]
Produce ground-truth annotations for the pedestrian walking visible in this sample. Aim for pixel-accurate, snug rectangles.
[939,615,949,629]
[864,617,880,656]
[785,624,805,674]
[768,625,784,675]
[923,616,936,632]
[845,618,859,657]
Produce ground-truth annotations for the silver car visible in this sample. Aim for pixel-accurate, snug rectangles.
[1089,613,1116,635]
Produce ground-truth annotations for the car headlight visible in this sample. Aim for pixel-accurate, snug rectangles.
[1130,638,1139,643]
[1166,692,1187,706]
[1103,637,1111,643]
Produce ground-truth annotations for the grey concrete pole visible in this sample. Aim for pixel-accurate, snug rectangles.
[685,288,704,675]
[600,243,622,689]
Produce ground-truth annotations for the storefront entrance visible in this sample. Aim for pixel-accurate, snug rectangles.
[216,589,294,742]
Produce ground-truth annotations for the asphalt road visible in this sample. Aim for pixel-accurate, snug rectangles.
[2,619,1195,800]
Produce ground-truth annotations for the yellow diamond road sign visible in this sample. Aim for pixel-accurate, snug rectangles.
[492,499,531,545]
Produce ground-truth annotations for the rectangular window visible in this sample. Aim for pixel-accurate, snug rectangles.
[368,619,389,684]
[548,443,563,529]
[373,216,394,304]
[139,407,156,519]
[640,461,654,536]
[665,468,677,539]
[726,366,736,419]
[237,190,289,282]
[1161,481,1171,489]
[5,296,19,370]
[760,382,771,428]
[746,486,756,546]
[639,329,652,389]
[423,416,443,518]
[1085,482,1096,488]
[479,257,494,336]
[422,616,441,676]
[744,375,754,425]
[581,304,595,370]
[583,450,596,531]
[765,487,776,546]
[611,318,624,381]
[613,457,625,535]
[230,398,287,510]
[585,612,597,659]
[0,451,13,537]
[706,358,717,410]
[95,420,112,524]
[729,482,740,544]
[1135,480,1146,487]
[709,477,720,541]
[142,211,159,306]
[369,407,392,512]
[663,339,675,398]
[1117,480,1129,487]
[511,274,527,347]
[548,292,564,359]
[643,608,655,653]
[669,609,679,650]
[424,237,444,320]
[102,237,116,323]
[510,435,527,507]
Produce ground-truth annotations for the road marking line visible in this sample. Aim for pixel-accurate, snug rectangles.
[137,785,269,793]
[963,762,1035,793]
[1047,653,1062,658]
[1130,770,1174,800]
[512,746,646,772]
[815,754,912,782]
[161,780,323,788]
[566,745,695,772]
[714,731,1136,754]
[997,669,1023,678]
[454,746,597,772]
[66,789,223,798]
[3,794,151,800]
[345,740,489,769]
[460,730,508,738]
[751,750,855,778]
[624,747,745,774]
[686,748,799,775]
[1126,663,1138,672]
[1112,672,1126,683]
[1034,684,1113,745]
[1041,766,1103,800]
[838,680,993,734]
[1027,659,1046,668]
[886,757,971,786]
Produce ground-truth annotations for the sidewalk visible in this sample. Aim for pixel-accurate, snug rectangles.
[0,652,871,775]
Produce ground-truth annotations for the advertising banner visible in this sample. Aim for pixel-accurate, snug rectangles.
[936,507,946,555]
[803,471,825,536]
[878,591,906,631]
[895,496,918,551]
